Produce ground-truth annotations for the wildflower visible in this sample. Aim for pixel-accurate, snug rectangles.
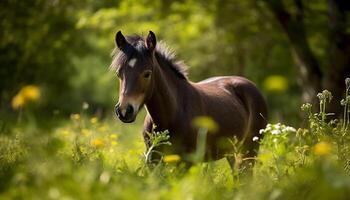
[259,129,265,134]
[82,102,89,110]
[110,134,118,140]
[314,141,332,156]
[11,94,25,109]
[70,114,80,121]
[163,154,181,163]
[285,126,296,132]
[252,136,259,142]
[271,130,281,135]
[90,117,98,124]
[21,85,40,101]
[263,75,288,93]
[192,116,219,133]
[81,129,90,136]
[99,171,110,184]
[346,77,350,88]
[301,103,312,112]
[111,141,118,146]
[11,85,41,109]
[91,139,104,148]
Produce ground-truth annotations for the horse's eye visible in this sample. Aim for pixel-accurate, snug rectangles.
[143,70,152,79]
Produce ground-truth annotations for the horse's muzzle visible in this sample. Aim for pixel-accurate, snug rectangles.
[115,103,136,123]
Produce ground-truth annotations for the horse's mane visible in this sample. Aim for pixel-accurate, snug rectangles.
[110,35,188,80]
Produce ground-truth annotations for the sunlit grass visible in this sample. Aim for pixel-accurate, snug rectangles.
[2,82,350,199]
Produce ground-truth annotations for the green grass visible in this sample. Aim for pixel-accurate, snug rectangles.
[1,88,350,200]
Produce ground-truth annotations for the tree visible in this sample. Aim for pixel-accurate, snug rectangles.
[263,0,350,115]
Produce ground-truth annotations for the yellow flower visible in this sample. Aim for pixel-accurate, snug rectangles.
[263,75,288,93]
[90,117,98,124]
[11,94,25,109]
[163,154,181,163]
[81,129,90,136]
[110,134,118,140]
[111,141,118,146]
[11,85,41,109]
[314,141,332,156]
[192,116,218,133]
[70,114,80,121]
[91,139,104,148]
[21,85,40,101]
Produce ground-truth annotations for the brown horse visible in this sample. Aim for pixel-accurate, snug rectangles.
[111,31,267,165]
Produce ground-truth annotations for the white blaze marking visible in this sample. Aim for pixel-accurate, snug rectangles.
[128,58,137,68]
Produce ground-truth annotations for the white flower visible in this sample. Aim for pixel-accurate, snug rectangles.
[253,136,259,141]
[285,127,296,132]
[271,130,281,135]
[259,129,265,134]
[273,138,278,143]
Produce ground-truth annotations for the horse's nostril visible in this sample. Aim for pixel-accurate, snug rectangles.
[126,104,134,116]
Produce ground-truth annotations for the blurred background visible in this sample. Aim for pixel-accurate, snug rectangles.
[1,0,349,126]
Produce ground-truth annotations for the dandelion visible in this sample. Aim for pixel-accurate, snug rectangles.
[70,114,80,121]
[11,94,25,109]
[252,136,259,142]
[90,117,98,124]
[91,139,104,148]
[263,75,288,93]
[11,85,41,109]
[163,154,181,163]
[21,85,40,101]
[110,134,118,140]
[314,141,332,156]
[192,116,219,133]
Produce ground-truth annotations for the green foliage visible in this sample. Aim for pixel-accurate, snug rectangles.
[1,0,305,121]
[0,0,88,112]
[143,129,171,165]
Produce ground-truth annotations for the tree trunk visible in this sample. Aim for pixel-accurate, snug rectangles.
[264,0,323,105]
[264,0,350,116]
[323,0,350,115]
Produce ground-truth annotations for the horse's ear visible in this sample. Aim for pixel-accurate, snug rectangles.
[146,31,156,52]
[115,31,127,50]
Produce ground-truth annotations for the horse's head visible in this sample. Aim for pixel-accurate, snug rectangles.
[112,31,157,123]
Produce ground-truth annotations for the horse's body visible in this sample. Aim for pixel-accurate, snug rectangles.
[111,31,267,163]
[144,75,267,160]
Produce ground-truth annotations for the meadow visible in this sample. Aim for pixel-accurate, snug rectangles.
[2,0,350,199]
[1,82,350,200]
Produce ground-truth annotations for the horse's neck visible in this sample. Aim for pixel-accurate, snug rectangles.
[145,62,184,129]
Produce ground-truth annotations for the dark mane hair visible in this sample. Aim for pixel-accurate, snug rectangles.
[110,35,188,79]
